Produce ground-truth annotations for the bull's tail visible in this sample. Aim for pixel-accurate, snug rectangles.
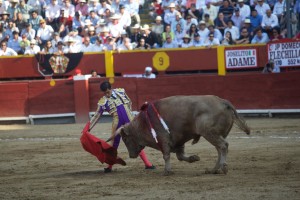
[223,100,251,135]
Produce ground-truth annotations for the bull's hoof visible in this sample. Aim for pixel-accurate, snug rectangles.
[163,170,174,176]
[205,168,222,174]
[221,163,228,174]
[188,155,200,163]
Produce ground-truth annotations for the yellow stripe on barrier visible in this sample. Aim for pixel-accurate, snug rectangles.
[105,50,114,79]
[217,46,226,76]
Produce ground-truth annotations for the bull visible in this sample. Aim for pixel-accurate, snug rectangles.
[115,95,250,175]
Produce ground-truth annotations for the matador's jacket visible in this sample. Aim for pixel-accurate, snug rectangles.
[89,88,133,133]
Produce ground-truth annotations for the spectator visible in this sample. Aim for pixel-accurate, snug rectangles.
[58,23,69,38]
[273,0,285,19]
[134,37,150,49]
[242,18,252,36]
[140,24,159,49]
[20,23,35,41]
[116,29,128,46]
[61,0,75,30]
[40,40,55,54]
[8,30,22,54]
[171,12,185,33]
[262,59,280,73]
[265,0,277,10]
[108,14,123,38]
[104,36,117,50]
[51,32,62,48]
[90,69,100,78]
[98,0,112,17]
[3,19,19,40]
[24,39,40,55]
[87,26,97,44]
[221,31,235,45]
[98,26,110,44]
[88,0,100,13]
[111,0,121,14]
[15,12,27,34]
[184,14,198,33]
[102,8,113,24]
[203,13,214,27]
[54,40,65,54]
[208,25,223,43]
[118,4,131,32]
[251,27,269,44]
[80,36,93,52]
[162,24,174,43]
[186,3,202,22]
[0,41,18,56]
[193,32,205,47]
[204,32,220,47]
[261,9,278,34]
[203,0,218,23]
[143,66,156,79]
[269,27,283,42]
[45,0,61,31]
[72,11,85,33]
[179,34,193,48]
[117,37,133,51]
[148,0,163,20]
[162,35,178,48]
[125,0,140,25]
[87,10,99,26]
[218,0,234,20]
[236,0,250,18]
[255,0,270,17]
[76,0,89,17]
[250,9,262,33]
[235,27,251,44]
[0,0,8,15]
[224,19,239,40]
[129,24,142,45]
[19,33,30,54]
[36,19,54,47]
[91,36,106,51]
[95,18,107,34]
[7,0,19,20]
[27,0,44,17]
[198,20,210,42]
[231,7,245,30]
[28,9,43,33]
[0,11,10,29]
[163,3,179,26]
[16,0,32,22]
[214,12,228,35]
[187,23,199,41]
[174,23,185,44]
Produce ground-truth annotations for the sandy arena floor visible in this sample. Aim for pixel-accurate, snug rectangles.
[0,118,299,200]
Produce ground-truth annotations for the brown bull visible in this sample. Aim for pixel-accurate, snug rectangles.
[116,95,250,175]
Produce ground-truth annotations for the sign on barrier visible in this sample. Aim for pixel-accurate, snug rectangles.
[225,49,257,69]
[152,52,170,71]
[268,41,300,67]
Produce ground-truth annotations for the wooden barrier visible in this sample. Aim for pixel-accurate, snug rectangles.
[1,72,299,121]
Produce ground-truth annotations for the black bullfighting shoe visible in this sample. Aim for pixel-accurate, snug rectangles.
[145,165,156,170]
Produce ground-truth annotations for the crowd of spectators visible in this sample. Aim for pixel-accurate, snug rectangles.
[0,0,299,56]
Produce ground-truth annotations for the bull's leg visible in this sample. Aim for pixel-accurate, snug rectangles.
[203,135,229,174]
[175,145,200,163]
[161,146,174,176]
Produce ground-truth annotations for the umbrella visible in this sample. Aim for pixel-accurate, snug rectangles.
[80,122,126,166]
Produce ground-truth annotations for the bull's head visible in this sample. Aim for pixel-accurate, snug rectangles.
[116,125,145,158]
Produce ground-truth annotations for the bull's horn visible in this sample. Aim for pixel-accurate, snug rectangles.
[106,127,123,142]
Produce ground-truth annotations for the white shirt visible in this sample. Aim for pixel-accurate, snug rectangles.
[63,44,80,53]
[98,3,112,16]
[198,28,210,42]
[91,44,106,52]
[0,47,18,56]
[37,25,54,40]
[164,9,179,25]
[62,3,75,17]
[261,14,278,28]
[255,3,270,16]
[273,1,285,16]
[204,38,220,46]
[224,26,240,40]
[162,41,178,48]
[108,22,123,38]
[80,43,94,52]
[24,45,41,55]
[119,11,131,28]
[45,4,61,19]
[238,4,251,18]
[203,5,218,22]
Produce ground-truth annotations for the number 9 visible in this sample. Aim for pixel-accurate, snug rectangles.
[159,57,164,65]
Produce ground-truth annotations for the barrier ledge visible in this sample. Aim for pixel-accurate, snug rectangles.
[29,113,75,125]
[237,109,300,117]
[0,117,29,124]
[89,111,139,119]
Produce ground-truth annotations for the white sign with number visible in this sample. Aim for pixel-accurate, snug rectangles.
[225,49,257,69]
[268,41,300,67]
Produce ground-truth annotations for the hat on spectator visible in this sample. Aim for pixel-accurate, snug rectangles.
[234,7,240,12]
[11,0,19,3]
[238,0,244,2]
[89,0,98,1]
[67,38,76,43]
[101,26,109,32]
[88,26,95,32]
[39,19,46,24]
[168,3,176,8]
[97,18,106,25]
[244,18,251,23]
[199,20,206,25]
[79,0,86,2]
[145,67,152,72]
[0,11,10,16]
[30,39,36,44]
[183,34,190,39]
[110,14,120,20]
[176,12,182,18]
[194,33,200,37]
[141,24,150,30]
[85,19,92,26]
[119,4,125,9]
[57,41,65,46]
[155,16,162,21]
[131,24,140,29]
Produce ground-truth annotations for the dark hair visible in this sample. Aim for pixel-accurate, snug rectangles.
[100,81,111,91]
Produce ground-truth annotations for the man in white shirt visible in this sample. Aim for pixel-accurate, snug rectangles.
[98,0,112,17]
[204,33,220,47]
[231,7,245,30]
[0,41,18,56]
[125,0,140,25]
[118,4,131,31]
[88,0,101,13]
[163,2,179,25]
[171,12,185,33]
[224,20,240,40]
[198,20,209,42]
[203,0,218,22]
[24,39,40,55]
[162,35,178,48]
[117,37,133,51]
[108,14,123,38]
[237,0,250,18]
[255,0,270,17]
[45,0,61,31]
[36,19,54,46]
[261,9,278,32]
[143,66,156,79]
[80,36,94,52]
[273,0,285,19]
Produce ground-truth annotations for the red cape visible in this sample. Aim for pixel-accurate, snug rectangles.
[80,122,126,166]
